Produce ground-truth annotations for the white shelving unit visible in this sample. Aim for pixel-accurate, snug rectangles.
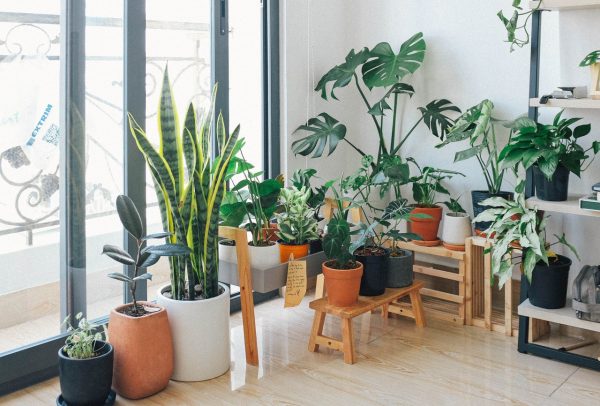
[519,299,600,333]
[530,0,600,11]
[529,98,600,109]
[525,196,600,217]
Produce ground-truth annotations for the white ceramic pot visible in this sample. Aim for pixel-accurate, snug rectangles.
[248,242,280,270]
[441,212,472,246]
[218,240,238,264]
[156,283,230,381]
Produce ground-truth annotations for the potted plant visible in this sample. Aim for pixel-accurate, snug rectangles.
[129,68,243,381]
[290,168,333,253]
[474,185,580,309]
[499,111,600,201]
[409,160,464,245]
[580,50,600,99]
[441,197,472,251]
[58,313,113,406]
[219,155,283,269]
[321,184,363,306]
[275,186,319,262]
[292,33,460,201]
[102,195,189,398]
[437,99,516,233]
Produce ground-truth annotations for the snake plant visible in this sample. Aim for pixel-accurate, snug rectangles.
[129,68,243,300]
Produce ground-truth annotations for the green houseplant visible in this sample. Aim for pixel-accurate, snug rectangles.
[436,99,517,232]
[499,111,600,201]
[292,32,460,200]
[321,184,363,306]
[474,187,579,308]
[497,0,541,52]
[275,186,319,262]
[440,197,472,251]
[58,314,113,406]
[580,50,600,99]
[408,160,464,244]
[129,67,242,381]
[102,195,187,398]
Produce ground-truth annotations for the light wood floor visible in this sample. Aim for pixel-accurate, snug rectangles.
[2,292,599,405]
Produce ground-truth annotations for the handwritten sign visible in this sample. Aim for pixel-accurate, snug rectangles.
[284,254,307,308]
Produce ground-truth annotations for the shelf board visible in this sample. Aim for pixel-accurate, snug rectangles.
[518,299,600,333]
[526,196,600,217]
[529,98,600,109]
[530,0,600,10]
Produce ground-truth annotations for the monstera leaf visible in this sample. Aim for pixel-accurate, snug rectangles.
[361,33,426,89]
[418,99,461,140]
[368,83,415,117]
[292,113,347,158]
[315,48,370,100]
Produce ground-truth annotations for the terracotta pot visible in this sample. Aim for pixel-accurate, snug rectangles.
[262,224,279,243]
[278,242,309,263]
[322,260,363,307]
[409,205,443,242]
[108,302,173,399]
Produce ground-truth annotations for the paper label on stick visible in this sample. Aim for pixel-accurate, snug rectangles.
[284,255,307,308]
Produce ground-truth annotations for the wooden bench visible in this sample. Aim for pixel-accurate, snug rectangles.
[308,281,425,364]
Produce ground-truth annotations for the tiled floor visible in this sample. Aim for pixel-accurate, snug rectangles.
[2,292,599,405]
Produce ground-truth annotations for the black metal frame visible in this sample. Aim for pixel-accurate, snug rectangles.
[518,9,600,372]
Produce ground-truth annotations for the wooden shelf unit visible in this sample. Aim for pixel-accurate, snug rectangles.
[529,98,600,109]
[526,196,600,217]
[530,0,600,11]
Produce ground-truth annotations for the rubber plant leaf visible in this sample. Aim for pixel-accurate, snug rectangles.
[102,245,135,266]
[116,195,144,240]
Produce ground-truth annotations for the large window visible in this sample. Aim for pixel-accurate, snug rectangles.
[0,0,279,395]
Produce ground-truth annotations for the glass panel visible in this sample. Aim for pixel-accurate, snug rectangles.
[85,0,125,320]
[145,0,212,301]
[0,1,61,353]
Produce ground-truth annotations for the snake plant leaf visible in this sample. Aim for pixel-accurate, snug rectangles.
[315,47,370,100]
[361,33,426,89]
[116,195,144,239]
[102,244,135,266]
[418,99,461,140]
[143,243,191,256]
[133,273,153,281]
[292,113,347,158]
[158,68,183,194]
[107,272,133,283]
[182,103,197,180]
[142,232,172,240]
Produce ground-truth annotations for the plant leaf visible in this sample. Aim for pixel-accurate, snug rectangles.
[107,272,133,283]
[142,243,191,257]
[116,195,144,239]
[133,273,153,281]
[292,113,347,158]
[102,245,135,266]
[142,232,172,240]
[315,48,370,100]
[418,99,461,139]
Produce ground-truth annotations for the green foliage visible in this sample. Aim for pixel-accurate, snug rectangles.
[443,197,467,214]
[499,110,600,179]
[129,68,243,300]
[103,195,190,314]
[474,186,579,287]
[62,313,106,360]
[322,184,358,269]
[437,99,517,194]
[275,187,319,244]
[220,156,283,246]
[497,0,540,52]
[290,168,334,222]
[580,50,600,67]
[409,160,464,208]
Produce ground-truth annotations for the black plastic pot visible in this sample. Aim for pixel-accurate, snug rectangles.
[58,341,114,406]
[309,238,323,254]
[533,164,570,202]
[387,250,413,288]
[355,248,389,296]
[525,254,572,309]
[471,190,514,233]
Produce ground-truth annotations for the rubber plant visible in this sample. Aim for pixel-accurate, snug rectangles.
[292,32,460,200]
[129,68,243,300]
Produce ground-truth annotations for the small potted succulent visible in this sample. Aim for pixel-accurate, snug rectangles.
[580,50,600,99]
[408,160,464,245]
[275,186,319,262]
[102,195,190,399]
[321,185,363,306]
[58,313,114,406]
[499,111,599,202]
[441,197,472,251]
[475,184,580,309]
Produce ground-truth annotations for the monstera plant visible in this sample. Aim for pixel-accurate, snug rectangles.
[292,32,460,200]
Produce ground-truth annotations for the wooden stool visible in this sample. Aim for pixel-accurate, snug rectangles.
[308,281,425,364]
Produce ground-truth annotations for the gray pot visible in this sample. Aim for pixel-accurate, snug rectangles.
[387,249,413,288]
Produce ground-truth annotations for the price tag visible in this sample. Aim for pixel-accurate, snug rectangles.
[284,254,307,308]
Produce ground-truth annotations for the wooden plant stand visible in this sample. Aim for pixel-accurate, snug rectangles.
[308,281,425,364]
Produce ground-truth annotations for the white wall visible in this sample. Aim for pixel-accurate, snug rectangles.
[281,0,600,276]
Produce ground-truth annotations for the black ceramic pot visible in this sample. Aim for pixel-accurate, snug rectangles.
[525,254,572,309]
[387,250,413,288]
[533,164,570,202]
[309,238,323,254]
[471,190,514,233]
[58,341,114,406]
[355,248,389,296]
